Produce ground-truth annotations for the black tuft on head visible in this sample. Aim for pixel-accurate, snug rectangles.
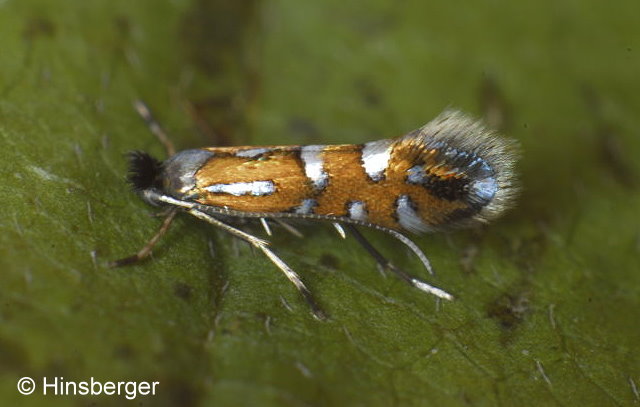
[126,151,163,191]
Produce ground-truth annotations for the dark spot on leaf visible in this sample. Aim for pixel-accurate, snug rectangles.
[487,289,531,333]
[23,17,56,40]
[174,282,193,301]
[319,253,340,270]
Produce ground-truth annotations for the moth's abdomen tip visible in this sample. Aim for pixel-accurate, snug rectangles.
[470,177,499,203]
[402,110,520,229]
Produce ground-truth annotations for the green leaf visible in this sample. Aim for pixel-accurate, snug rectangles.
[1,0,639,406]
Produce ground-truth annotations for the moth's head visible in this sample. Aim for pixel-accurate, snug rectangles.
[127,149,215,201]
[126,151,164,192]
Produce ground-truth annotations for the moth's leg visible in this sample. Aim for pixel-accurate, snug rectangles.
[332,222,347,239]
[109,208,178,267]
[259,218,272,236]
[346,225,453,301]
[345,224,394,272]
[273,219,304,238]
[376,226,435,275]
[115,102,176,267]
[188,208,326,320]
[133,100,176,157]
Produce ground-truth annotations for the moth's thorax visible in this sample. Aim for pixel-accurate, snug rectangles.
[156,111,518,233]
[161,149,214,198]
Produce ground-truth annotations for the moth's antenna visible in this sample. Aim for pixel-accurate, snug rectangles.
[111,101,178,268]
[133,100,176,157]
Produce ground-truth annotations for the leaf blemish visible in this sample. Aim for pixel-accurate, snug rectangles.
[487,289,531,333]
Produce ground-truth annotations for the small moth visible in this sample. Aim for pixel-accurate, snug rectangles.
[112,102,518,319]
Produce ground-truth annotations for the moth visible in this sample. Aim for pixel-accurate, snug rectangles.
[112,102,518,319]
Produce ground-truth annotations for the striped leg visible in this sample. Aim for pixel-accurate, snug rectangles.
[346,225,453,301]
[111,101,178,268]
[109,208,178,267]
[188,208,327,320]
